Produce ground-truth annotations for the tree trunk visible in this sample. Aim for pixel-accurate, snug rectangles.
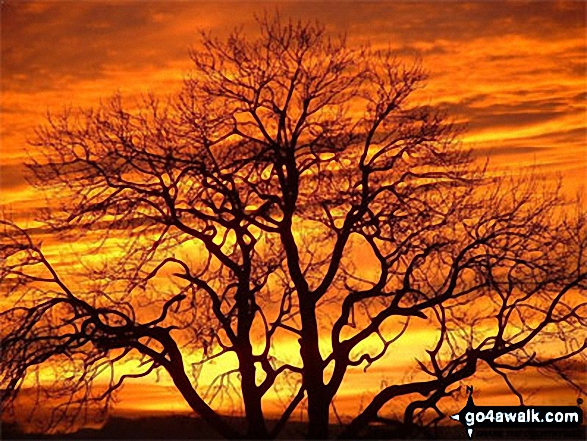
[299,301,330,439]
[307,393,330,439]
[240,358,269,438]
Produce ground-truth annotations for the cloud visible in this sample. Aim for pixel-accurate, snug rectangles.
[2,2,199,92]
[1,1,585,423]
[2,0,584,214]
[470,145,551,158]
[3,1,585,92]
[0,163,28,191]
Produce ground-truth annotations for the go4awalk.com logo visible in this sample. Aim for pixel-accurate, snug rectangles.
[450,386,583,438]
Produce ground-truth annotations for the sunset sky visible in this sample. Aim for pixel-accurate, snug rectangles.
[1,0,586,428]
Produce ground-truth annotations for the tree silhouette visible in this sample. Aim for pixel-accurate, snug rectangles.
[1,15,586,440]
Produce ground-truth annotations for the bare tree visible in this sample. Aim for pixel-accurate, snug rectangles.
[1,15,586,439]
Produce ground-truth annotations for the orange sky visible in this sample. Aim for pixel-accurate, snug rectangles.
[1,0,586,428]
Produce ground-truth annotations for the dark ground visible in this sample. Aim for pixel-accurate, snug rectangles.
[1,415,585,440]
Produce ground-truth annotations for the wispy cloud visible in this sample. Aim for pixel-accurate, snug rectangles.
[1,1,585,419]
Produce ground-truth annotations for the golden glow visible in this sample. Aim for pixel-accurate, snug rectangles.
[1,0,585,427]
